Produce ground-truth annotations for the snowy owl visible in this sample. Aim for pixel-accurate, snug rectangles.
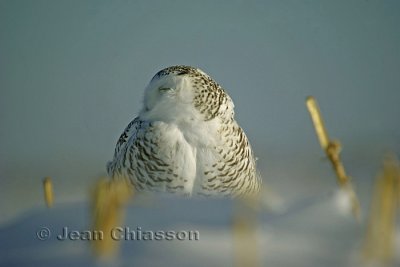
[107,65,261,197]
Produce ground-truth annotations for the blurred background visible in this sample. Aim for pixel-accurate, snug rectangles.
[1,1,399,266]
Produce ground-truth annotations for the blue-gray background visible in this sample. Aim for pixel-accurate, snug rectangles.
[1,1,399,266]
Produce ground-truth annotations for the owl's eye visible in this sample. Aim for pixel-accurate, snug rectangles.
[158,87,173,92]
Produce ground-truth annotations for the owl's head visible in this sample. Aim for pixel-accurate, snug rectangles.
[141,65,234,122]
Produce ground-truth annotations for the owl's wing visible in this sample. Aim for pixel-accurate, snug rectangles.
[107,119,196,195]
[113,117,141,158]
[107,117,141,175]
[199,122,261,196]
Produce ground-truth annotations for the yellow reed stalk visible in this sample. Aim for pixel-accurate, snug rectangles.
[362,154,400,264]
[233,194,261,267]
[91,177,133,257]
[306,96,330,149]
[306,96,360,219]
[43,177,54,208]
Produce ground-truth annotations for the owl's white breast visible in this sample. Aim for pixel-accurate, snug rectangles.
[179,117,224,195]
[143,114,222,195]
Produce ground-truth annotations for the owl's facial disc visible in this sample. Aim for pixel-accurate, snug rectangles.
[142,72,195,119]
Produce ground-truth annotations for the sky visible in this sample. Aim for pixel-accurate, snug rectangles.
[0,1,399,259]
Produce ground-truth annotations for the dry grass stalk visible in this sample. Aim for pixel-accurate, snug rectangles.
[43,177,54,208]
[362,154,400,264]
[91,177,133,257]
[306,96,360,219]
[233,194,261,267]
